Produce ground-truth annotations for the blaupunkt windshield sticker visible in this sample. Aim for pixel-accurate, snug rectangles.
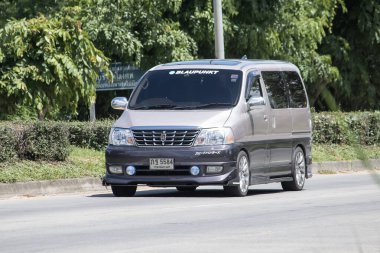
[169,70,219,75]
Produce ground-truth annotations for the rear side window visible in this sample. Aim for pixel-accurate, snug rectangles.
[283,71,307,108]
[262,71,287,109]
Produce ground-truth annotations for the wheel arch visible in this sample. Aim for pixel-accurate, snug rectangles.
[240,148,250,160]
[239,148,251,185]
[240,148,251,168]
[293,143,308,174]
[294,144,306,157]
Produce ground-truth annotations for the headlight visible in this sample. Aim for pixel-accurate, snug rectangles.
[109,128,135,146]
[194,127,234,146]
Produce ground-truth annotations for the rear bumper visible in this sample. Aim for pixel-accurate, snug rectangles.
[103,144,240,186]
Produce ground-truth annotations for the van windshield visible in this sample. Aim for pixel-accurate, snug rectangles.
[128,69,242,110]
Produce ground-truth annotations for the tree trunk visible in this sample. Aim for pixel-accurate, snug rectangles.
[310,81,328,107]
[38,106,49,120]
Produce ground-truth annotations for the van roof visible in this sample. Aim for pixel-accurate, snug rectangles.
[152,59,300,72]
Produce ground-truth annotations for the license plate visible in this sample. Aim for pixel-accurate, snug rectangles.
[149,158,174,170]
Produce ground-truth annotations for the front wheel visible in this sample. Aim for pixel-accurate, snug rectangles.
[111,185,137,197]
[281,147,306,191]
[224,151,250,197]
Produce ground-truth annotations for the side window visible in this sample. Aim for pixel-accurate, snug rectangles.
[245,74,263,100]
[262,71,287,109]
[284,71,307,108]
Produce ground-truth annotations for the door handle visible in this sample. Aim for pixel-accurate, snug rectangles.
[264,114,268,121]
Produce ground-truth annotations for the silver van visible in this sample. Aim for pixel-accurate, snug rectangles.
[103,59,312,197]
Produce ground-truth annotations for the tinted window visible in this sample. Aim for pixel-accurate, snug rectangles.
[284,71,307,108]
[128,69,242,109]
[262,71,287,109]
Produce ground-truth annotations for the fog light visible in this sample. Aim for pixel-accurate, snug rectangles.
[190,166,200,176]
[126,166,136,176]
[206,166,223,174]
[109,165,123,174]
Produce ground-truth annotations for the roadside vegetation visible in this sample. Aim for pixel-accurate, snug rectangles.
[0,1,379,183]
[1,1,379,120]
[0,144,379,183]
[0,111,379,183]
[0,147,104,183]
[313,144,380,163]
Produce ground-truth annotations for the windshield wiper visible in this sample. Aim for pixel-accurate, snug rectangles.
[131,104,178,110]
[173,103,234,109]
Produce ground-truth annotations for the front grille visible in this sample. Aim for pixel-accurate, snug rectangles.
[132,129,199,146]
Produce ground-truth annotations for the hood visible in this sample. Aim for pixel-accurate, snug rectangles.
[113,109,232,129]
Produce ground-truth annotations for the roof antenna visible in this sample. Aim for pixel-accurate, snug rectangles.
[241,55,247,60]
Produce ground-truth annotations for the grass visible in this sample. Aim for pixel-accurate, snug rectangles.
[317,170,337,174]
[0,147,104,183]
[312,144,380,163]
[0,144,379,183]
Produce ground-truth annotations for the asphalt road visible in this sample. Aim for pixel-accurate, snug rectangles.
[1,172,379,253]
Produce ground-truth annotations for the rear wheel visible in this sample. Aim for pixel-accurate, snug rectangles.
[281,147,306,191]
[224,151,250,197]
[176,186,197,192]
[111,185,137,197]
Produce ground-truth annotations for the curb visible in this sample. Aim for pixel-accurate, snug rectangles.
[0,177,105,199]
[0,159,379,198]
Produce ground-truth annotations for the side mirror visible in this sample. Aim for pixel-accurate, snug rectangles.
[111,97,128,110]
[248,97,265,107]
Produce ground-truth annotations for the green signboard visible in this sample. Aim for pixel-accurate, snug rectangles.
[96,63,144,91]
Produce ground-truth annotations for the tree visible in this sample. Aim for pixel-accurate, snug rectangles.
[320,0,380,111]
[178,0,342,110]
[1,0,198,70]
[1,0,378,113]
[60,0,197,69]
[0,0,64,27]
[0,14,111,119]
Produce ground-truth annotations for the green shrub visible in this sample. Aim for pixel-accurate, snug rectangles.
[0,111,379,164]
[0,121,70,162]
[312,113,347,144]
[22,122,70,161]
[312,111,380,145]
[345,112,380,145]
[64,112,379,148]
[0,125,19,162]
[65,121,112,150]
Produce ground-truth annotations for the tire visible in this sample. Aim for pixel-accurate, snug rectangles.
[111,185,137,197]
[281,147,306,191]
[176,186,197,192]
[224,151,250,197]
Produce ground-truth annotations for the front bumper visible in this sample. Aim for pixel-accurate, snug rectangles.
[103,144,240,186]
